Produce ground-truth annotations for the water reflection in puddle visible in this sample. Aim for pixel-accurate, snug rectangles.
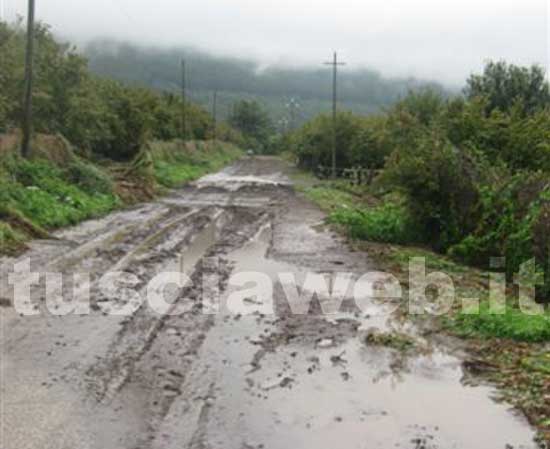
[201,220,538,449]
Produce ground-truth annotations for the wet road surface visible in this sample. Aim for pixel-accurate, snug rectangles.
[0,157,539,448]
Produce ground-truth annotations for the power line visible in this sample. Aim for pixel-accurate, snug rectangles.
[212,90,218,141]
[181,59,187,141]
[324,52,346,179]
[21,0,35,158]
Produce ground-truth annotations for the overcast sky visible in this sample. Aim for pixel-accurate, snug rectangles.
[2,0,549,85]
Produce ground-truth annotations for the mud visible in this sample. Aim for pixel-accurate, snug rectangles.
[0,156,540,448]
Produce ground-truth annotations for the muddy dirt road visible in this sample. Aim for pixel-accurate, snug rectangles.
[0,157,539,448]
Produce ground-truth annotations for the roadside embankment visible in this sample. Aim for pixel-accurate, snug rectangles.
[291,169,550,444]
[0,134,242,255]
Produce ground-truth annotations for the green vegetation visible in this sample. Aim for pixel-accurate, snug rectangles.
[227,100,274,152]
[289,112,391,169]
[329,202,418,244]
[450,303,550,343]
[84,39,447,126]
[290,61,550,302]
[290,64,550,436]
[0,155,119,229]
[0,20,243,161]
[0,141,242,254]
[364,331,416,351]
[0,20,243,254]
[0,221,25,254]
[0,153,120,253]
[301,183,362,211]
[151,141,242,188]
[300,181,417,243]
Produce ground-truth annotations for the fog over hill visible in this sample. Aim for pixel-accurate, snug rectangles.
[84,40,448,125]
[5,0,546,86]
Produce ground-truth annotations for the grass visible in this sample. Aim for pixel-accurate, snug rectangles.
[298,175,550,344]
[364,331,416,351]
[154,160,205,188]
[294,169,550,441]
[328,202,419,244]
[0,156,120,230]
[0,140,242,254]
[449,302,550,343]
[152,141,242,188]
[391,247,550,343]
[0,222,26,254]
[298,177,419,245]
[390,246,469,274]
[300,184,360,210]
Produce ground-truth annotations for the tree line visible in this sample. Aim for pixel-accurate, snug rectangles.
[0,20,242,160]
[287,61,550,299]
[84,39,448,123]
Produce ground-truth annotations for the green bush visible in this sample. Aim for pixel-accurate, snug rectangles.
[449,176,550,297]
[291,111,365,170]
[0,222,25,252]
[151,141,243,188]
[228,100,273,152]
[382,130,480,250]
[65,159,114,194]
[450,302,550,342]
[329,201,420,244]
[0,21,226,161]
[465,61,550,115]
[0,156,119,229]
[289,61,550,303]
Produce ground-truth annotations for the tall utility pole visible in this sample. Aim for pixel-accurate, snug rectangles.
[212,90,218,141]
[286,97,300,132]
[180,59,187,141]
[21,0,36,158]
[324,52,346,178]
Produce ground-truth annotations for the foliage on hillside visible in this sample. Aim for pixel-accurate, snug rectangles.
[0,20,243,161]
[0,20,244,253]
[290,62,550,301]
[228,100,274,151]
[149,140,243,188]
[0,140,242,255]
[84,39,448,125]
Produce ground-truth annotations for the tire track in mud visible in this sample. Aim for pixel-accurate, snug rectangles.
[137,213,275,449]
[0,204,178,314]
[47,204,173,272]
[84,207,222,401]
[1,164,282,449]
[141,213,273,449]
[85,207,270,412]
[3,158,540,449]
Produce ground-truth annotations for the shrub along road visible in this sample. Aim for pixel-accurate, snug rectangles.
[0,157,542,449]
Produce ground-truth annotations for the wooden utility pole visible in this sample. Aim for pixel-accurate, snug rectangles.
[212,90,218,141]
[21,0,36,158]
[181,59,187,141]
[286,97,300,132]
[324,52,346,178]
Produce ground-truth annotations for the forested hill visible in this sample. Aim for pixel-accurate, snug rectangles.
[84,40,447,125]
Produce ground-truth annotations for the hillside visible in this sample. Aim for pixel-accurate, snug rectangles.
[84,39,448,126]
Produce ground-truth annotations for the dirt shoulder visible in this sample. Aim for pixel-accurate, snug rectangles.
[288,164,550,445]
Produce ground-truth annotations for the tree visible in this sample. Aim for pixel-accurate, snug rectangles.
[0,20,227,161]
[228,100,273,149]
[465,61,550,115]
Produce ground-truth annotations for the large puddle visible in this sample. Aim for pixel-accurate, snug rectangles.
[195,171,291,192]
[195,220,538,449]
